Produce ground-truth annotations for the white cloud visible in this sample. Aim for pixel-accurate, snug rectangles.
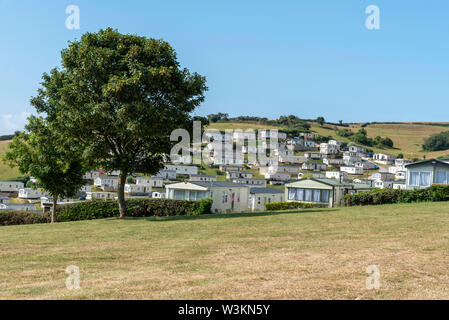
[0,112,31,135]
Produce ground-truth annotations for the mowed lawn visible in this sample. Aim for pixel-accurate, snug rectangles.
[2,202,449,299]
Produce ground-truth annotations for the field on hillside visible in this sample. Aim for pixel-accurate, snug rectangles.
[207,120,449,160]
[2,202,449,299]
[0,140,20,181]
[309,122,449,159]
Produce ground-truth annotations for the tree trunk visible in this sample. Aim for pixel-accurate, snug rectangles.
[51,195,58,223]
[118,170,127,218]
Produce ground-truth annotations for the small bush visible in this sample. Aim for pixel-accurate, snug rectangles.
[265,201,327,211]
[57,198,212,222]
[0,211,51,226]
[344,185,449,206]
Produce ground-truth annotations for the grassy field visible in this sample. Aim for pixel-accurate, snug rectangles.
[309,122,449,159]
[206,120,449,160]
[1,201,449,299]
[0,140,20,181]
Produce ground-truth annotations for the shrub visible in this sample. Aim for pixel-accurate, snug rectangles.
[265,201,327,211]
[344,185,449,206]
[57,198,212,222]
[0,211,51,226]
[191,198,213,216]
[337,129,354,137]
[423,131,449,151]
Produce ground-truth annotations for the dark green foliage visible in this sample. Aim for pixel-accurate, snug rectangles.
[0,211,51,226]
[126,177,135,184]
[316,116,325,126]
[276,115,311,134]
[344,185,449,206]
[212,114,311,135]
[4,117,88,222]
[379,137,393,148]
[31,28,208,217]
[207,113,229,123]
[190,198,213,216]
[340,128,394,148]
[314,135,333,143]
[423,131,449,151]
[337,129,354,137]
[265,201,327,211]
[57,198,212,222]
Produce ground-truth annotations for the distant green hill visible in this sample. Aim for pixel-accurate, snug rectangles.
[0,140,21,181]
[208,120,449,160]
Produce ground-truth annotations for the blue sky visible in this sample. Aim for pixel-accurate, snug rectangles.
[1,1,449,134]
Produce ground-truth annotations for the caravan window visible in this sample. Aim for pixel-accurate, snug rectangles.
[173,190,185,200]
[436,170,448,184]
[409,171,432,187]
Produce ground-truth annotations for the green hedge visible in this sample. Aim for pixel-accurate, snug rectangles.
[265,201,327,211]
[0,211,51,226]
[344,185,449,206]
[57,198,212,222]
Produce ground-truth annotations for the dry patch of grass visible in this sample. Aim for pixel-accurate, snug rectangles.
[1,202,449,299]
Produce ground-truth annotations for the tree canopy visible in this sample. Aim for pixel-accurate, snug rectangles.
[30,28,207,217]
[4,116,87,222]
[423,131,449,151]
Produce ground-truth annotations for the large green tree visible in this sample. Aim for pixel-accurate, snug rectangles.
[4,116,87,223]
[31,28,207,217]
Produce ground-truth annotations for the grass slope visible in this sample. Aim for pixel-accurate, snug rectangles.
[208,121,449,159]
[1,202,449,299]
[310,122,449,159]
[0,140,20,181]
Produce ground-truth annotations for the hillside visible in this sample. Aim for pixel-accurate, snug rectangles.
[208,121,449,159]
[2,121,449,181]
[0,140,20,181]
[1,202,449,299]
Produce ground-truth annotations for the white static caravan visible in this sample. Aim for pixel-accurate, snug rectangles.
[136,176,164,188]
[166,181,249,214]
[124,184,152,196]
[0,181,24,193]
[18,188,49,199]
[164,165,199,176]
[248,187,284,212]
[0,203,36,212]
[94,176,119,191]
[86,192,117,201]
[340,166,363,175]
[405,159,449,190]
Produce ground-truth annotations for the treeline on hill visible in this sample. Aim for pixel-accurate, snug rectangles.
[337,128,393,148]
[207,113,311,134]
[207,113,349,128]
[0,131,21,141]
[344,185,449,206]
[422,131,449,151]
